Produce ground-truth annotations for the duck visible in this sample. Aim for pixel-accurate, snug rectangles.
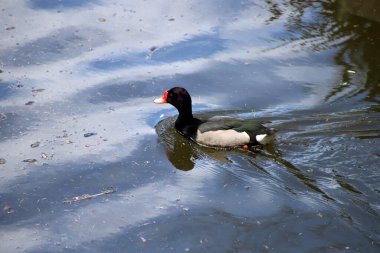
[154,87,276,148]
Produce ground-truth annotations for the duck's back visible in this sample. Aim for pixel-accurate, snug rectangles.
[194,116,274,147]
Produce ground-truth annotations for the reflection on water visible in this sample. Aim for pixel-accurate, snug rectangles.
[28,0,99,9]
[156,114,337,203]
[156,115,263,171]
[1,0,380,252]
[2,27,105,67]
[156,116,198,171]
[91,35,226,71]
[275,0,380,103]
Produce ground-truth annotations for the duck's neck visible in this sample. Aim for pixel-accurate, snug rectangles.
[175,106,198,137]
[176,106,194,125]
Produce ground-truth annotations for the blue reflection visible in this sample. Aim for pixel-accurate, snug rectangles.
[1,27,102,67]
[90,35,226,71]
[152,36,226,63]
[90,54,147,70]
[0,82,13,100]
[28,0,99,9]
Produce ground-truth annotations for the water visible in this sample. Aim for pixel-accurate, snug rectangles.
[1,0,379,252]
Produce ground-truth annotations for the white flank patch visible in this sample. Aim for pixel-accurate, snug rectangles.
[196,130,250,147]
[256,134,274,145]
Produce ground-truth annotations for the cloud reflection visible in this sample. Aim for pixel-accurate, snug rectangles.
[0,159,282,253]
[0,0,352,252]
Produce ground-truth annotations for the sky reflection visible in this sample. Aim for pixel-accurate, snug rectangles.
[1,0,379,252]
[0,156,287,253]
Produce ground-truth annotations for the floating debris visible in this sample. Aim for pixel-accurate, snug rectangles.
[98,17,106,22]
[23,159,37,163]
[347,70,356,74]
[140,237,147,243]
[0,158,6,165]
[84,132,97,137]
[32,88,45,93]
[25,101,35,105]
[0,113,7,121]
[63,187,116,204]
[41,153,48,159]
[168,18,175,21]
[340,82,349,86]
[31,141,40,148]
[150,46,158,52]
[85,142,102,147]
[5,26,15,31]
[3,204,14,214]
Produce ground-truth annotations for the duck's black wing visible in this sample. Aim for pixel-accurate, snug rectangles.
[197,116,269,135]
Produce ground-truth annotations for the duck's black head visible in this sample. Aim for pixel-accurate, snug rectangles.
[155,87,201,137]
[154,87,192,115]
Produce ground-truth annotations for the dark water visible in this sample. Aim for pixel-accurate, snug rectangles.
[1,0,380,252]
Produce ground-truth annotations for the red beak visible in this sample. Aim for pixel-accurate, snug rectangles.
[154,90,168,104]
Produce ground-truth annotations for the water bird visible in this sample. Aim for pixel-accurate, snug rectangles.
[154,87,276,148]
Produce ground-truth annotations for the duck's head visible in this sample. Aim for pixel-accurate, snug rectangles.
[154,87,192,113]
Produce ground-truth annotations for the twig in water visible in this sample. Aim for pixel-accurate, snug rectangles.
[63,187,116,204]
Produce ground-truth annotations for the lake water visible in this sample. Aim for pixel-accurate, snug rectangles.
[1,0,380,252]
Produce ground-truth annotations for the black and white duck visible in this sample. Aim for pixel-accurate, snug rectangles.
[154,87,276,148]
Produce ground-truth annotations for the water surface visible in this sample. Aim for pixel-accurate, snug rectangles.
[0,0,379,252]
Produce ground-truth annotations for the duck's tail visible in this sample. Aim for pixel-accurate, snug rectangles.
[256,128,277,145]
